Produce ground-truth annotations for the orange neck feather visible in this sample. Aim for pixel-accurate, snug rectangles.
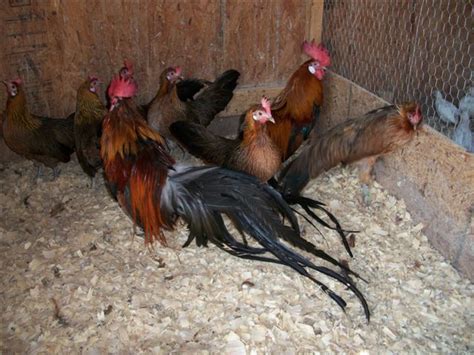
[242,110,269,146]
[100,98,174,245]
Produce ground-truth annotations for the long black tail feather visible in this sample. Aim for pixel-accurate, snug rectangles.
[269,177,357,258]
[285,194,357,258]
[234,210,369,320]
[164,166,370,321]
[214,210,352,312]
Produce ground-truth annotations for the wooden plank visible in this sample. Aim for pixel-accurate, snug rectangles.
[223,0,278,85]
[308,0,324,43]
[1,1,66,117]
[144,0,222,104]
[1,1,313,117]
[375,125,474,278]
[218,85,284,117]
[223,0,306,85]
[275,0,308,80]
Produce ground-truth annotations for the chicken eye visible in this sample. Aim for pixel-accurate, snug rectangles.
[258,112,262,116]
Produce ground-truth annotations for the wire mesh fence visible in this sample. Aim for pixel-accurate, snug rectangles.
[322,0,472,147]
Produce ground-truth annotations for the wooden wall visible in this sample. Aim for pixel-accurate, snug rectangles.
[0,0,323,119]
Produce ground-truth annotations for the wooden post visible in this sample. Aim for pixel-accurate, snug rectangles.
[308,0,324,43]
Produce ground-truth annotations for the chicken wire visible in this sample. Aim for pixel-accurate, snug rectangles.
[322,0,472,140]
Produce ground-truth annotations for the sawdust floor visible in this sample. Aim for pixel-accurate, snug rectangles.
[0,159,472,354]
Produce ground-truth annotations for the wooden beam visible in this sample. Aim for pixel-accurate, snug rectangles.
[218,85,285,117]
[308,0,324,43]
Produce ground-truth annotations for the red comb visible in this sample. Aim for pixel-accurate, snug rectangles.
[12,78,23,86]
[173,66,182,76]
[302,40,331,67]
[407,104,423,127]
[414,105,423,122]
[261,96,272,116]
[107,75,137,99]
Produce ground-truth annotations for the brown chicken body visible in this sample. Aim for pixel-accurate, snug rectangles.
[2,79,75,174]
[267,40,330,161]
[147,67,239,139]
[279,103,423,196]
[74,77,107,178]
[170,97,281,181]
[101,75,369,320]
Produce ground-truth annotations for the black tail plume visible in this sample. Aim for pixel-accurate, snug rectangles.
[269,177,357,258]
[277,154,311,197]
[162,166,369,321]
[284,194,357,258]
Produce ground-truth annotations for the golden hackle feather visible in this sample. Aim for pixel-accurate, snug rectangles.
[241,106,264,147]
[101,102,164,163]
[101,99,172,245]
[128,149,171,245]
[6,88,41,130]
[75,81,106,124]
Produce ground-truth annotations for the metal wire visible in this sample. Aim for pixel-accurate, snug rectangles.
[322,0,473,139]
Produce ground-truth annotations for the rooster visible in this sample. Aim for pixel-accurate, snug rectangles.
[146,66,240,141]
[267,39,330,161]
[2,78,75,178]
[74,76,107,183]
[170,97,281,182]
[101,74,370,320]
[279,103,423,197]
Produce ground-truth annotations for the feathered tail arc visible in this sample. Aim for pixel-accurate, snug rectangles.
[160,165,370,321]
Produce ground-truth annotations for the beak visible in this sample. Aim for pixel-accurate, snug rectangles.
[267,116,275,124]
